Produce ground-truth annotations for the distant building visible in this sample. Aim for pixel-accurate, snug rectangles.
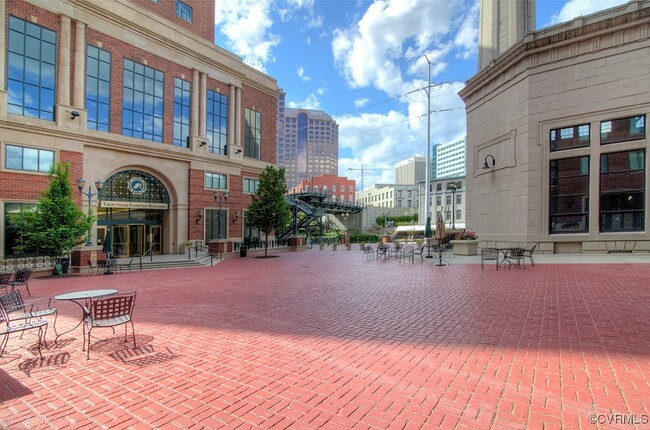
[436,139,466,179]
[277,91,339,188]
[357,184,419,209]
[394,156,428,185]
[289,174,355,204]
[418,176,467,230]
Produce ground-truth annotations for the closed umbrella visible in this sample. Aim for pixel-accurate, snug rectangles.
[102,229,112,260]
[424,216,433,239]
[434,212,447,266]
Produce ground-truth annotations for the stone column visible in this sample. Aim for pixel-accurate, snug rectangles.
[199,72,207,137]
[58,15,71,106]
[0,0,7,119]
[72,21,86,108]
[228,84,235,148]
[235,87,242,147]
[191,69,199,138]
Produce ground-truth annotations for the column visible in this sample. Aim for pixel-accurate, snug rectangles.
[58,15,71,106]
[199,72,206,137]
[190,69,199,137]
[228,84,235,147]
[0,0,6,92]
[235,87,242,147]
[72,21,85,107]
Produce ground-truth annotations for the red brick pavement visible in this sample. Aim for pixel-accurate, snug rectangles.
[1,249,650,429]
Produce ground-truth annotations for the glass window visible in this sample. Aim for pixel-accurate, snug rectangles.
[205,209,226,241]
[173,78,191,147]
[206,90,228,155]
[5,144,54,172]
[550,156,589,233]
[436,184,442,191]
[243,178,259,194]
[7,16,57,120]
[601,115,645,145]
[550,124,590,151]
[205,172,227,190]
[245,108,262,159]
[176,0,193,22]
[456,194,462,205]
[86,45,111,132]
[446,195,451,205]
[122,59,164,142]
[436,196,441,205]
[243,210,260,245]
[456,210,462,220]
[600,150,645,232]
[4,202,37,255]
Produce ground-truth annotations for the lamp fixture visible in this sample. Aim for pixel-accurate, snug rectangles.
[235,148,242,154]
[213,191,229,203]
[76,178,104,246]
[232,211,240,223]
[70,110,80,119]
[200,141,207,147]
[482,154,496,170]
[195,209,203,224]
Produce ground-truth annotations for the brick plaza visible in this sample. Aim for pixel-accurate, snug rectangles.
[1,249,650,429]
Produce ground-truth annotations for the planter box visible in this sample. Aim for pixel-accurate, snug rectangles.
[451,240,479,256]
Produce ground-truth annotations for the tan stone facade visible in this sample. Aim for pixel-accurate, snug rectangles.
[460,1,650,253]
[0,0,278,258]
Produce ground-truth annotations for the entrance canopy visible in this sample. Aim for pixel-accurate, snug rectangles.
[99,170,170,209]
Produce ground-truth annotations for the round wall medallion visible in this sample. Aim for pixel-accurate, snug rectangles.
[128,177,147,195]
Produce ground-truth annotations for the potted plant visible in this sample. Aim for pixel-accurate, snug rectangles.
[180,240,192,254]
[450,231,480,255]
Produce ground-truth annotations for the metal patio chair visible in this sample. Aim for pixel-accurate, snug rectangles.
[0,272,12,294]
[362,245,375,260]
[505,248,526,269]
[480,248,499,270]
[0,290,58,341]
[412,245,426,262]
[399,245,414,264]
[523,243,538,267]
[10,268,32,296]
[0,293,48,359]
[83,292,137,359]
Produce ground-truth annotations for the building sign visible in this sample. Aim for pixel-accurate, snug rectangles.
[128,177,147,195]
[100,201,168,210]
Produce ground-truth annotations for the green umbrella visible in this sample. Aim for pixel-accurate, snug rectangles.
[424,216,433,238]
[102,228,112,259]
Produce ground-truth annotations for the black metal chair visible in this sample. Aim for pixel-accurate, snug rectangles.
[116,258,134,273]
[362,245,375,260]
[523,243,538,267]
[480,248,499,270]
[83,292,137,359]
[0,290,57,341]
[412,245,426,262]
[10,268,32,296]
[0,272,12,294]
[0,293,48,359]
[505,248,526,269]
[399,245,415,264]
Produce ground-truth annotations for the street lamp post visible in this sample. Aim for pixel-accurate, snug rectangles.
[446,182,458,230]
[76,178,104,246]
[213,191,229,260]
[383,211,388,235]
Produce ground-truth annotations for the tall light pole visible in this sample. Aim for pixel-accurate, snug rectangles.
[213,191,229,259]
[76,178,104,246]
[447,181,458,229]
[424,55,433,232]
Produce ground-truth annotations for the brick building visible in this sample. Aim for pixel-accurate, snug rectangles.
[0,0,278,261]
[288,174,356,204]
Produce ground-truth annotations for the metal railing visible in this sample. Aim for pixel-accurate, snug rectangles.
[139,247,154,271]
[1,254,59,271]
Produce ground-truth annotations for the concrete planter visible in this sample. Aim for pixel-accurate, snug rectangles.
[451,240,479,256]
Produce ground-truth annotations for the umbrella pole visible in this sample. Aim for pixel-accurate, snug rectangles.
[434,239,447,266]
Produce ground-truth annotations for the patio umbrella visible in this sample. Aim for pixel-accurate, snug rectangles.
[435,212,446,243]
[424,216,432,239]
[102,228,112,260]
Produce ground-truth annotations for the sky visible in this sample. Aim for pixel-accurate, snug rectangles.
[213,0,629,190]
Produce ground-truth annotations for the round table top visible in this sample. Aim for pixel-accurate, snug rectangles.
[54,289,118,301]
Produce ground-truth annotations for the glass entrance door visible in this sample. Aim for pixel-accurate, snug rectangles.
[150,225,162,255]
[112,225,128,258]
[129,224,145,257]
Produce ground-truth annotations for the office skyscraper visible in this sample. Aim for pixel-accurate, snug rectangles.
[277,91,339,188]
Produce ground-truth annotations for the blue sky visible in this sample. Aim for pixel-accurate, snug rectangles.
[214,0,628,190]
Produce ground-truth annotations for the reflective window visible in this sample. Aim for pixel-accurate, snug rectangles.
[245,108,261,159]
[7,16,57,120]
[176,0,193,22]
[550,124,590,151]
[205,172,227,190]
[601,115,645,145]
[206,209,226,241]
[4,202,37,256]
[600,150,645,232]
[122,59,164,142]
[550,156,589,233]
[5,144,54,172]
[173,78,191,147]
[206,90,228,155]
[86,45,111,131]
[243,178,259,194]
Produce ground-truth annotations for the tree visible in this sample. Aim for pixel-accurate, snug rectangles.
[247,166,290,257]
[19,162,94,260]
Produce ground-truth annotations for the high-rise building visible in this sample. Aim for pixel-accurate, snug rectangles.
[0,0,278,263]
[276,91,339,188]
[394,156,427,185]
[436,139,466,178]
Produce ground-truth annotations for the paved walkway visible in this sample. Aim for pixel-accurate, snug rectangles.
[1,249,650,429]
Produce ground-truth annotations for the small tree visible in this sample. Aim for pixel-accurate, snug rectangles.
[247,166,290,257]
[19,162,94,264]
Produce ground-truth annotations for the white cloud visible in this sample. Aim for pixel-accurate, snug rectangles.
[288,93,321,110]
[547,0,628,26]
[354,98,370,108]
[297,66,311,82]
